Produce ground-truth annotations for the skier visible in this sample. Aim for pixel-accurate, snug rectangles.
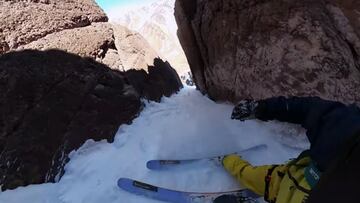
[218,96,360,203]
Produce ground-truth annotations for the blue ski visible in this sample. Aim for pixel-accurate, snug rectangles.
[147,144,267,170]
[117,178,259,203]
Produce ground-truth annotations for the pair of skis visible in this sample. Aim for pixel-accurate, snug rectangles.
[118,144,266,203]
[117,178,258,203]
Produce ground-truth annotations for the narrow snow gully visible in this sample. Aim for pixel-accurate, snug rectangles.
[0,86,309,203]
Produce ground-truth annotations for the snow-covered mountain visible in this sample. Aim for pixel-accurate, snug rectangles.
[108,0,190,75]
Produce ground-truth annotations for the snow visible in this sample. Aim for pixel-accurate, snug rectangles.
[0,86,309,203]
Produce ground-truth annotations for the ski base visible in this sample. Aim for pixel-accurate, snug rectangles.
[118,178,259,203]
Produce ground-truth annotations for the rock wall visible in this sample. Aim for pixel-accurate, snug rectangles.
[330,0,360,41]
[0,0,182,190]
[175,0,360,104]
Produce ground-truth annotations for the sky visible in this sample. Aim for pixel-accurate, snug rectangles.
[95,0,154,12]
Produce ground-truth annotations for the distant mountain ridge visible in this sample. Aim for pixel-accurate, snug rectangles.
[109,0,189,75]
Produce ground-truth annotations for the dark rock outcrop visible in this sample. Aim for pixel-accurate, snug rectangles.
[125,58,183,102]
[0,50,182,190]
[0,50,141,190]
[175,0,360,104]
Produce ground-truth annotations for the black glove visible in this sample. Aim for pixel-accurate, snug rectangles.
[231,99,258,121]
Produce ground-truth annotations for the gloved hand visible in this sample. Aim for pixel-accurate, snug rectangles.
[231,99,258,121]
[213,155,227,166]
[212,153,238,166]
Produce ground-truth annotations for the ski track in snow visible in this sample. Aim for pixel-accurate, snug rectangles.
[0,86,309,203]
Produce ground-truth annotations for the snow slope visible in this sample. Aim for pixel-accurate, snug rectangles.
[0,86,309,203]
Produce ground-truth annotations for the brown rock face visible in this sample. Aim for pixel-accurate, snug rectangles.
[0,0,108,52]
[175,0,360,104]
[0,0,119,71]
[112,24,159,71]
[18,23,115,60]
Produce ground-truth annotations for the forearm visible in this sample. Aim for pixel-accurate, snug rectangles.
[223,155,270,196]
[255,96,344,129]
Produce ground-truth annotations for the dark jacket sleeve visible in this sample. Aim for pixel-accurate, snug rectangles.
[255,96,360,171]
[255,96,345,144]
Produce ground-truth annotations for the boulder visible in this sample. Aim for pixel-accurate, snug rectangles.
[175,0,360,104]
[18,23,116,60]
[0,0,107,52]
[0,0,121,70]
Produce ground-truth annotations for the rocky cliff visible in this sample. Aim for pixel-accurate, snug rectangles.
[0,0,182,190]
[112,24,159,71]
[175,0,360,104]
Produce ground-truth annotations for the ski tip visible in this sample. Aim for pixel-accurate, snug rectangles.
[147,160,182,170]
[117,178,131,189]
[118,178,159,193]
[146,160,161,170]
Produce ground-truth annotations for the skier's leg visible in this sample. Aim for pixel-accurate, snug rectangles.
[223,155,279,196]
